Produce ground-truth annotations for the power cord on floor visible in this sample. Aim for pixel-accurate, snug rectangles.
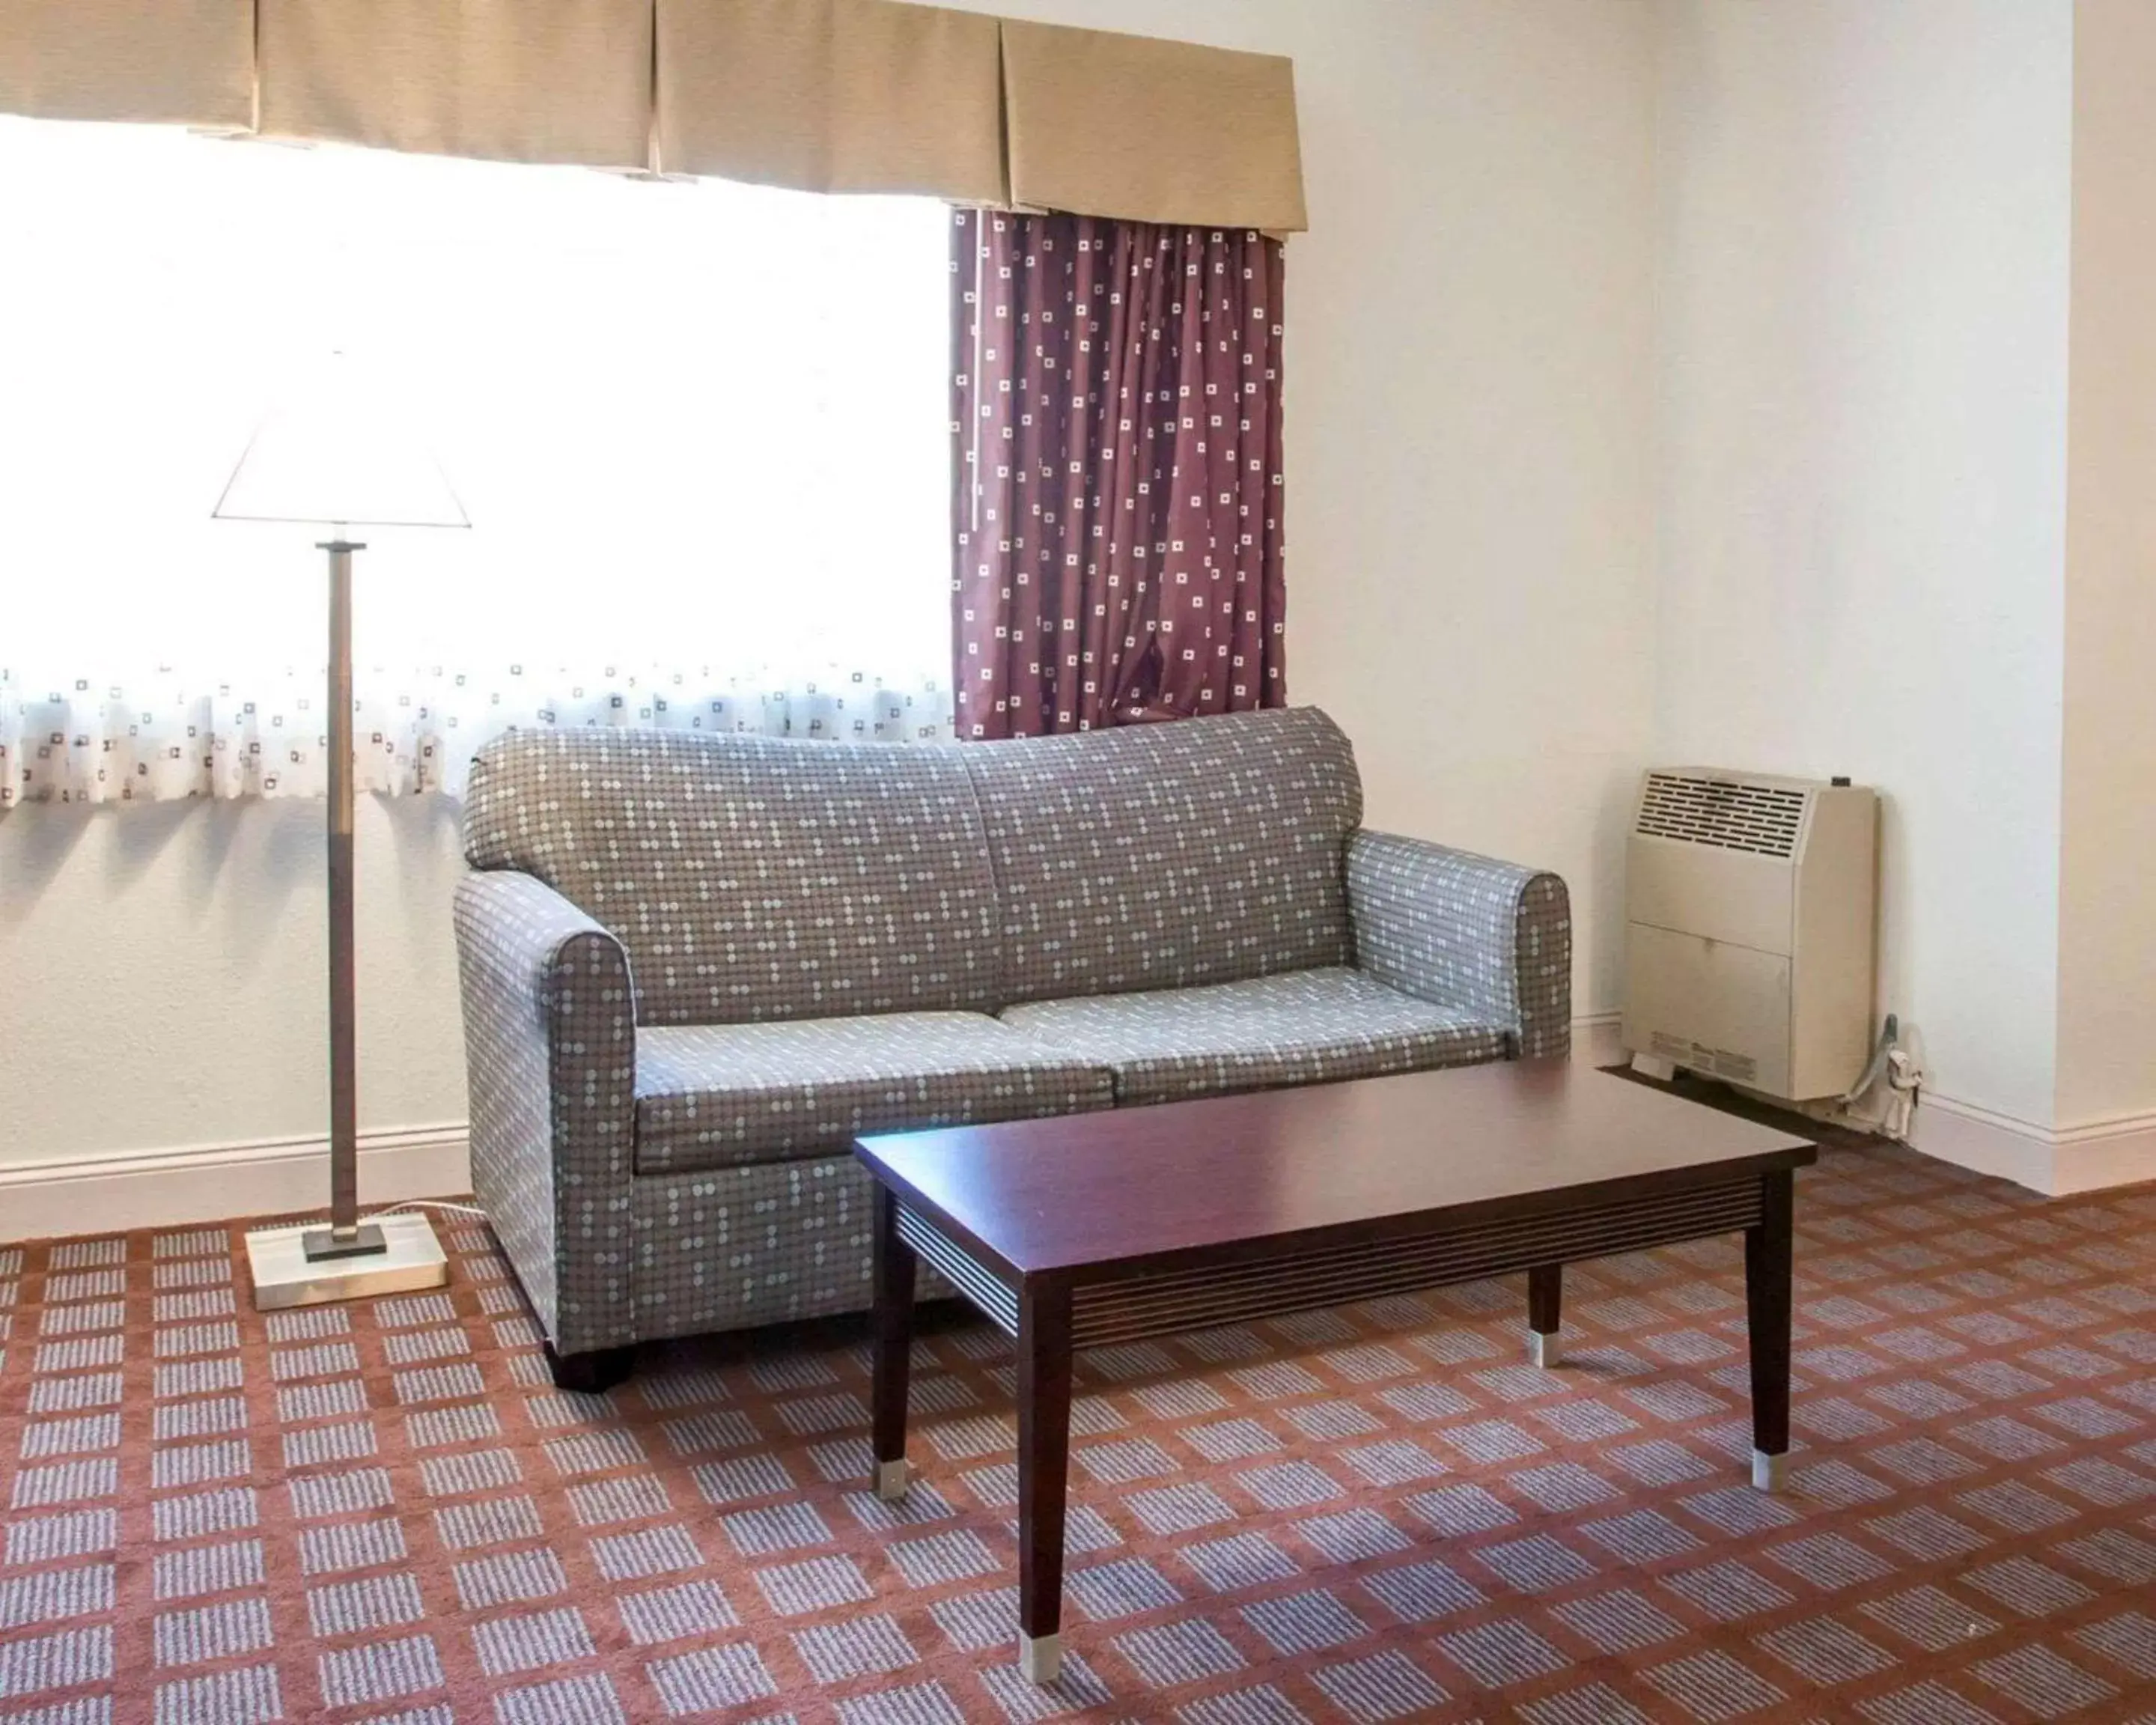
[363,1199,491,1223]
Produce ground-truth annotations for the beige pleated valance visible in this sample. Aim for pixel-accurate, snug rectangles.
[1000,19,1305,232]
[0,0,1308,231]
[0,0,252,130]
[258,0,653,169]
[657,0,1004,201]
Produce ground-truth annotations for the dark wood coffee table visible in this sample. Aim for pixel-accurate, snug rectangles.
[854,1060,1815,1683]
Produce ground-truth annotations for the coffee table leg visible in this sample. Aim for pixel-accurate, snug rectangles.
[871,1187,916,1503]
[1527,1263,1562,1368]
[1745,1169,1794,1491]
[1016,1284,1073,1684]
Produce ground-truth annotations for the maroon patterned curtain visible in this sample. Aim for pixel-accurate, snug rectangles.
[950,209,1287,738]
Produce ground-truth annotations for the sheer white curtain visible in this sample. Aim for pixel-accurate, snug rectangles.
[0,118,954,806]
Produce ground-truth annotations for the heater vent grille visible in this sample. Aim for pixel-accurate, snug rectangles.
[1636,773,1805,859]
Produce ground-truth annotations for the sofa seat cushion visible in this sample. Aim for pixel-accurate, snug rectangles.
[999,967,1509,1107]
[633,1012,1115,1175]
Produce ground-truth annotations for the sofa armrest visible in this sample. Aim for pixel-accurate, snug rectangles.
[453,871,638,1356]
[1346,830,1573,1060]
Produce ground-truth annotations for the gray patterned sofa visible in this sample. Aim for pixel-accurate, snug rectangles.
[453,708,1571,1389]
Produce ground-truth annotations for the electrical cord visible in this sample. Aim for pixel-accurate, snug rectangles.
[1839,1012,1900,1106]
[362,1199,491,1223]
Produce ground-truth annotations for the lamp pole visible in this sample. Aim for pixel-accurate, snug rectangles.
[305,538,385,1262]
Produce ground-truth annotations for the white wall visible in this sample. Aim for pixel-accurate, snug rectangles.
[0,1,1661,1199]
[2057,0,2156,1134]
[1650,1,2075,1131]
[0,798,468,1165]
[1267,0,1658,1029]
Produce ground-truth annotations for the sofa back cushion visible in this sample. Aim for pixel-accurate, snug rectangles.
[464,728,1000,1025]
[960,707,1362,1005]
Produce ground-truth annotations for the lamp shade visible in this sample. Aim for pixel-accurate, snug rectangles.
[213,350,469,529]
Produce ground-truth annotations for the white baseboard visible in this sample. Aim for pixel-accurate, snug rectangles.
[0,1125,472,1244]
[1568,1014,2155,1199]
[1911,1093,2156,1197]
[1572,1011,1623,1067]
[0,1011,1863,1243]
[2052,1110,2156,1193]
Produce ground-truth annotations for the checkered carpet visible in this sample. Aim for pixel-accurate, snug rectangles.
[4,1142,2156,1724]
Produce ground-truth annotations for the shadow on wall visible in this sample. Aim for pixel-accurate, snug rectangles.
[0,792,469,992]
[1595,759,1639,901]
[2,798,311,955]
[379,791,466,922]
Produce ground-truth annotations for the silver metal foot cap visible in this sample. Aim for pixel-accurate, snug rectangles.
[1529,1330,1559,1369]
[874,1458,910,1503]
[1018,1632,1062,1685]
[1752,1449,1788,1493]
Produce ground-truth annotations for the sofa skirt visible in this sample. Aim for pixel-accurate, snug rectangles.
[630,1153,953,1339]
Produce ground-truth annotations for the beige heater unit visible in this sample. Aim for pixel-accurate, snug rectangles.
[1621,769,1878,1103]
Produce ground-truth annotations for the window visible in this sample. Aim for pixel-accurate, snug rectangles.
[0,118,953,798]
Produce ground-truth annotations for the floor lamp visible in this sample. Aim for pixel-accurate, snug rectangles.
[213,352,468,1309]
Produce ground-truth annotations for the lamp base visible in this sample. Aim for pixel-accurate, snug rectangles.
[302,1222,388,1262]
[247,1210,448,1310]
